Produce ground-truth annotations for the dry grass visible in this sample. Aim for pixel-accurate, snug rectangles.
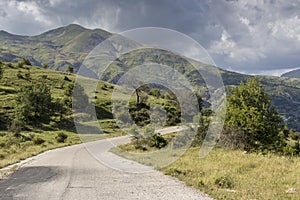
[113,143,300,200]
[0,131,82,169]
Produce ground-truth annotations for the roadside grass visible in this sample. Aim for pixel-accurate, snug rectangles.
[113,140,300,200]
[0,131,81,169]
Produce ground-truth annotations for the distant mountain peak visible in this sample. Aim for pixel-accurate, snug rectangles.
[0,30,12,36]
[65,23,85,28]
[63,23,86,31]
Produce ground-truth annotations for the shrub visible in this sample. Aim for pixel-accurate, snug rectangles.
[17,62,24,68]
[283,141,300,156]
[224,78,285,152]
[150,133,167,149]
[21,58,32,66]
[33,136,45,145]
[197,180,205,188]
[64,76,71,82]
[25,72,31,81]
[42,63,49,68]
[7,63,13,68]
[0,151,6,159]
[214,175,234,189]
[67,65,74,73]
[17,71,24,79]
[56,132,68,143]
[149,88,161,97]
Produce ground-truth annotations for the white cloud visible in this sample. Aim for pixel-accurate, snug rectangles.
[269,15,300,41]
[206,0,300,73]
[10,0,53,26]
[209,30,265,64]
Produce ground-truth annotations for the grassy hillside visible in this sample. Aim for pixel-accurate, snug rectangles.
[0,61,183,169]
[0,61,125,169]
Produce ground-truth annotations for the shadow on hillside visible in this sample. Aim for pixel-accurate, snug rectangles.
[95,106,113,120]
[0,115,8,130]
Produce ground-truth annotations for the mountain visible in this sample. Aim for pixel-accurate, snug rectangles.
[98,47,300,131]
[282,69,300,78]
[0,24,300,131]
[0,24,112,71]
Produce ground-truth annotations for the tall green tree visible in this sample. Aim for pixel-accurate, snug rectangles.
[224,77,284,151]
[16,80,52,124]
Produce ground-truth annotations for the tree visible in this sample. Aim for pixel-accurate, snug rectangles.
[52,98,69,121]
[68,65,74,74]
[224,77,284,151]
[42,63,49,69]
[20,58,32,66]
[16,80,52,124]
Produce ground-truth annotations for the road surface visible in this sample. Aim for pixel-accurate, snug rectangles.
[0,133,213,200]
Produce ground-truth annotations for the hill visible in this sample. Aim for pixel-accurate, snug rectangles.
[103,48,300,131]
[0,25,300,131]
[0,60,202,167]
[0,61,125,168]
[282,68,300,78]
[0,24,112,71]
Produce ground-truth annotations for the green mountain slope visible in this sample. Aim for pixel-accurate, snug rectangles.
[0,25,299,131]
[102,48,300,131]
[0,24,112,71]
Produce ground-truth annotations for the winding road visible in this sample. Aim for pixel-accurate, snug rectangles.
[0,128,213,200]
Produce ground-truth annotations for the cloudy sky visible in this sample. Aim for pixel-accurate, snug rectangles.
[0,0,299,76]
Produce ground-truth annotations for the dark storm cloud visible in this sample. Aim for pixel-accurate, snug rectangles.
[0,0,300,75]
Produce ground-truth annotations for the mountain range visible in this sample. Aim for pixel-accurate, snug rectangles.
[0,24,299,131]
[282,69,300,78]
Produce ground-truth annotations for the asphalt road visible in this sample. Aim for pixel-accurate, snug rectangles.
[0,132,213,200]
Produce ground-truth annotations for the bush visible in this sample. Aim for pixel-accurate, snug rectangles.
[20,58,32,66]
[283,141,300,156]
[197,180,205,188]
[150,133,167,149]
[214,175,234,189]
[7,63,13,68]
[56,132,68,143]
[225,78,285,152]
[17,62,24,68]
[17,71,24,79]
[149,88,161,97]
[64,76,71,82]
[33,136,45,145]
